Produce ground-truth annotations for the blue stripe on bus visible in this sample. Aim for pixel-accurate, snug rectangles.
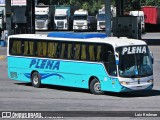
[24,73,64,80]
[47,32,107,39]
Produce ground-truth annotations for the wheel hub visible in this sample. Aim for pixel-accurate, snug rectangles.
[94,82,101,91]
[33,76,39,85]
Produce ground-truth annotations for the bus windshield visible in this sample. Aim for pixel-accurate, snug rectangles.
[116,46,153,78]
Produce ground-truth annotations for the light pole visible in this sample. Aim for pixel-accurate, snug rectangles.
[105,0,111,37]
[26,0,35,34]
[5,0,14,36]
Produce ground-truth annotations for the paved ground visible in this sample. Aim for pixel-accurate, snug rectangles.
[0,33,160,120]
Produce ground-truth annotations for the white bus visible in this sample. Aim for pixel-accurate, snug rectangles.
[7,32,153,95]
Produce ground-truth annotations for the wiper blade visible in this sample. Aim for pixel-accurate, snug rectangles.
[129,66,138,78]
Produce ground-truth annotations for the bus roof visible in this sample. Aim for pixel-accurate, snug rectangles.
[47,32,107,39]
[8,33,147,48]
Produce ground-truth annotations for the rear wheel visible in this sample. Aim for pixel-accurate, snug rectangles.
[90,78,104,95]
[31,72,41,88]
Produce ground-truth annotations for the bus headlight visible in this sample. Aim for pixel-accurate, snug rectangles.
[147,80,153,83]
[120,81,129,85]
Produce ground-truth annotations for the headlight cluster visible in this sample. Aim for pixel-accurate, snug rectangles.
[147,80,153,83]
[120,81,130,85]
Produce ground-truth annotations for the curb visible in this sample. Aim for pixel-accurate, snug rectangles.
[0,56,6,61]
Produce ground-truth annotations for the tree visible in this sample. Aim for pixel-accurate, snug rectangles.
[44,0,160,15]
[144,0,160,6]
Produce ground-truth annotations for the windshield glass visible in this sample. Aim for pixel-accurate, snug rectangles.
[55,16,67,20]
[116,45,153,78]
[74,15,87,20]
[97,14,105,20]
[35,15,48,20]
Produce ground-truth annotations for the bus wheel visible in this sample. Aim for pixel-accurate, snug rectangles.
[90,78,104,95]
[31,72,41,88]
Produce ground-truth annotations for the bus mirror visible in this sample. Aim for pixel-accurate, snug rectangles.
[150,51,154,64]
[151,58,154,64]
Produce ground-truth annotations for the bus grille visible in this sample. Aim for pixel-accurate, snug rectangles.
[57,21,64,28]
[76,22,84,25]
[99,22,105,26]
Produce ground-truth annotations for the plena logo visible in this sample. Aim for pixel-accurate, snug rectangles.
[29,59,60,70]
[122,46,146,55]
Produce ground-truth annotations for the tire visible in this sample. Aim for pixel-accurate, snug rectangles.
[31,72,41,88]
[89,78,104,95]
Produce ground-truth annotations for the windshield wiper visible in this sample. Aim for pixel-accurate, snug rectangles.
[129,65,138,78]
[140,65,153,77]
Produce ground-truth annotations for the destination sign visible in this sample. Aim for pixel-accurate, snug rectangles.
[122,46,147,55]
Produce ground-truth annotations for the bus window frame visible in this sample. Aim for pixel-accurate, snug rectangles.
[9,38,116,71]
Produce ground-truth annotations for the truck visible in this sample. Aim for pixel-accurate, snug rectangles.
[141,6,160,32]
[129,11,145,33]
[112,16,142,39]
[73,9,89,31]
[35,4,53,30]
[54,5,73,30]
[96,5,116,32]
[97,8,105,31]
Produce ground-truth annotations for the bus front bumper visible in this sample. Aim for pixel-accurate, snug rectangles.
[120,83,153,92]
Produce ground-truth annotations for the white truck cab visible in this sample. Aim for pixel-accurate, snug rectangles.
[73,9,88,31]
[97,8,105,31]
[35,6,51,30]
[54,9,69,30]
[129,11,145,33]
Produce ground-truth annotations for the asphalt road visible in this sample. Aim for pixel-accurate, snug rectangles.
[0,33,160,120]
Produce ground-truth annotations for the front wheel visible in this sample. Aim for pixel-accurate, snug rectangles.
[90,78,104,95]
[31,72,41,88]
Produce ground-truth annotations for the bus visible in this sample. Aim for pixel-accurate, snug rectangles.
[7,32,154,95]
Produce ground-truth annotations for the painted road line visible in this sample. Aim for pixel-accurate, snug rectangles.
[0,56,6,60]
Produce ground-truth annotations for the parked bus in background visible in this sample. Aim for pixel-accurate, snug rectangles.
[7,32,153,95]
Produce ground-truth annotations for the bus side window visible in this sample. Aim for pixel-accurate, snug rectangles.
[67,43,73,59]
[74,44,80,60]
[103,44,117,76]
[11,40,22,55]
[96,45,102,61]
[81,44,87,60]
[89,45,95,61]
[23,41,35,56]
[47,42,58,58]
[29,41,34,56]
[24,41,29,55]
[48,42,53,57]
[56,42,61,58]
[37,41,47,57]
[60,43,66,59]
